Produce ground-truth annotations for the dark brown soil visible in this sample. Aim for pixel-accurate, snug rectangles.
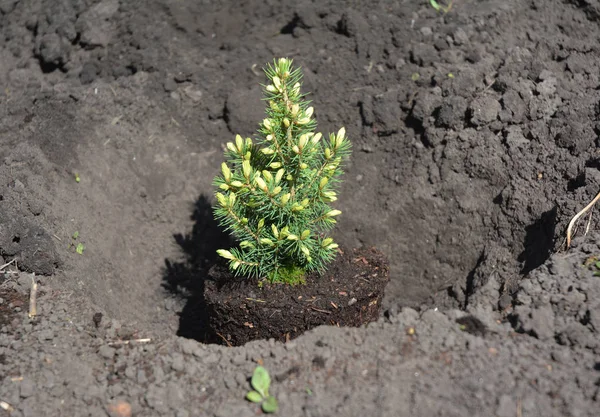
[203,247,389,346]
[1,0,600,416]
[0,284,28,330]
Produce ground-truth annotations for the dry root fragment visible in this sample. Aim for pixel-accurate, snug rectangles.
[106,400,132,417]
[0,400,14,412]
[28,274,38,319]
[107,338,151,346]
[566,190,600,248]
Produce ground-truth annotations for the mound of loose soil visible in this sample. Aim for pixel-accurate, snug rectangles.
[1,0,600,416]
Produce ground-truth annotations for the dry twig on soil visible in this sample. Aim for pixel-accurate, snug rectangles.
[0,400,14,412]
[0,258,17,272]
[107,338,151,346]
[566,190,600,248]
[28,274,37,319]
[216,332,233,347]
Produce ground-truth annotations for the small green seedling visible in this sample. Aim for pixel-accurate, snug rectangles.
[583,256,600,276]
[429,0,453,13]
[70,231,85,254]
[75,173,81,183]
[246,366,278,414]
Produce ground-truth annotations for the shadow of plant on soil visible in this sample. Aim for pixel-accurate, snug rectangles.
[518,206,557,275]
[162,194,232,343]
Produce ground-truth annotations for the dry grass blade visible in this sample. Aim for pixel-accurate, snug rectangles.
[107,338,151,346]
[0,400,14,412]
[566,190,600,248]
[28,274,38,319]
[0,258,16,271]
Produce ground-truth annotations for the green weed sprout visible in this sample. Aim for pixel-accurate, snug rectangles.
[213,58,351,284]
[429,0,453,13]
[70,231,84,254]
[246,366,278,414]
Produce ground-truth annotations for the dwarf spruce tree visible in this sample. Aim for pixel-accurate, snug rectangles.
[213,58,351,284]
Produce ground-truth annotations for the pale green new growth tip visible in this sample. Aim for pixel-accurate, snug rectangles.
[212,58,351,284]
[429,0,453,13]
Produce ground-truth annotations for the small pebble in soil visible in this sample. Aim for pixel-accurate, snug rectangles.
[469,96,501,126]
[163,77,177,92]
[498,293,512,310]
[106,400,132,417]
[420,26,432,37]
[171,353,185,372]
[98,345,116,359]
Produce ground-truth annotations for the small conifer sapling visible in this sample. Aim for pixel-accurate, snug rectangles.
[213,58,351,284]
